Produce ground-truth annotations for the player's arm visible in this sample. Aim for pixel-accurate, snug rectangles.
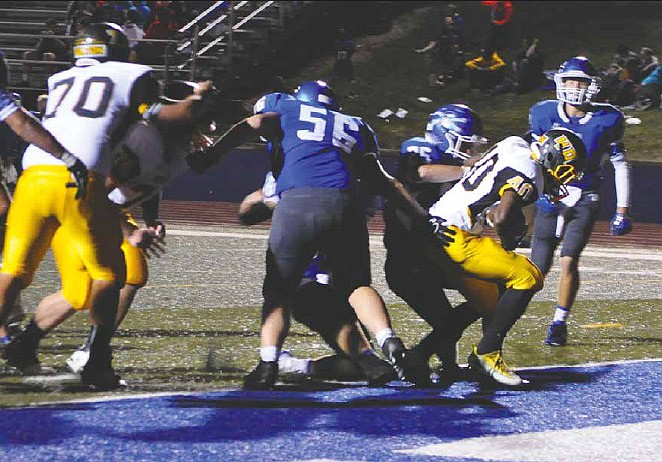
[239,172,278,225]
[607,114,632,235]
[487,190,527,250]
[187,112,281,174]
[418,164,467,183]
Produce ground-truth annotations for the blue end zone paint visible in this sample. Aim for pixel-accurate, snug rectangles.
[0,360,660,461]
[163,147,662,223]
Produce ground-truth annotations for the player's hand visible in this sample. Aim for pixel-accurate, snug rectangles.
[427,215,456,247]
[610,212,632,236]
[61,151,88,200]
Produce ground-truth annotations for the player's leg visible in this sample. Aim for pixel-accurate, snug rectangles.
[546,197,600,346]
[443,227,543,385]
[59,174,126,390]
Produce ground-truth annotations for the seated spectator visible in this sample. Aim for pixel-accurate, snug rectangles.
[639,47,659,80]
[597,59,637,107]
[465,47,505,93]
[20,19,68,87]
[491,38,544,96]
[633,64,662,110]
[122,8,145,63]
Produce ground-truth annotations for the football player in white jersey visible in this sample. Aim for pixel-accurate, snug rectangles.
[0,52,80,345]
[0,23,217,390]
[3,80,218,378]
[425,128,588,386]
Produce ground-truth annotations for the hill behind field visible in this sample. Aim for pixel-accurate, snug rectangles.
[281,1,662,163]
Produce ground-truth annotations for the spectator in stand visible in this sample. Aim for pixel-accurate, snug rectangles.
[465,47,505,93]
[19,19,68,88]
[639,47,658,81]
[140,6,178,64]
[122,8,146,63]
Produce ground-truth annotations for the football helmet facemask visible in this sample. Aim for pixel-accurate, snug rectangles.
[554,56,601,105]
[425,104,488,160]
[73,22,130,63]
[531,128,587,200]
[294,80,339,110]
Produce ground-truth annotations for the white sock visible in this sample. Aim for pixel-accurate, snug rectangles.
[376,328,395,349]
[259,346,279,362]
[552,306,570,323]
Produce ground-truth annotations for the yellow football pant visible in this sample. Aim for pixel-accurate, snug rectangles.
[52,213,148,310]
[1,165,125,291]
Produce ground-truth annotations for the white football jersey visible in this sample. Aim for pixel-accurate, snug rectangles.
[23,61,152,176]
[428,136,543,231]
[107,121,189,210]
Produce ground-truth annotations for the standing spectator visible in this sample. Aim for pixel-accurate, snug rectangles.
[20,19,68,87]
[465,47,505,93]
[415,4,465,87]
[187,81,434,389]
[482,1,513,52]
[122,8,146,63]
[332,26,357,97]
[529,56,633,347]
[140,7,178,64]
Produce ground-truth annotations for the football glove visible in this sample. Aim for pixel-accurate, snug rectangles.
[61,151,88,200]
[610,212,632,236]
[535,195,558,214]
[428,215,456,247]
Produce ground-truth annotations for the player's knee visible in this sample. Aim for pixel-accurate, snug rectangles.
[510,261,544,292]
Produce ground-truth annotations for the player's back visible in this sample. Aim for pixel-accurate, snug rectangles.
[429,136,542,231]
[256,92,377,194]
[23,61,152,176]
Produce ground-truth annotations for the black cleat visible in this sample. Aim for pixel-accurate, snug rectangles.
[381,337,407,380]
[80,346,125,391]
[80,364,125,391]
[355,353,397,386]
[243,360,278,390]
[2,337,43,374]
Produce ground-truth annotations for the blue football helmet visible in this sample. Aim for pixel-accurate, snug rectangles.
[294,80,339,110]
[425,104,487,160]
[554,56,601,105]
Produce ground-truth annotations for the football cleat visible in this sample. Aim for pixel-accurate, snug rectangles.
[66,345,91,374]
[468,345,523,386]
[243,360,278,390]
[355,352,397,386]
[80,345,125,391]
[381,337,432,386]
[545,321,568,346]
[1,339,51,375]
[277,350,311,383]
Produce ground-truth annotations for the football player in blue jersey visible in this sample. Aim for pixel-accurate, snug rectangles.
[188,80,434,389]
[238,173,396,386]
[528,56,633,347]
[383,104,488,380]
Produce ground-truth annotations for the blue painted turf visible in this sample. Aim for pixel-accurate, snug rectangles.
[0,360,660,461]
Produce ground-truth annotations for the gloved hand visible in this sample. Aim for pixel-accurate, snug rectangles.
[427,215,456,247]
[610,212,632,236]
[61,151,88,200]
[535,195,558,214]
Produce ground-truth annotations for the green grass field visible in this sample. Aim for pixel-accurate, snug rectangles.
[284,1,662,163]
[2,299,660,408]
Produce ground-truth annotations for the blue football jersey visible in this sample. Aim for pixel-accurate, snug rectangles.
[529,100,625,191]
[400,136,464,166]
[254,92,379,194]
